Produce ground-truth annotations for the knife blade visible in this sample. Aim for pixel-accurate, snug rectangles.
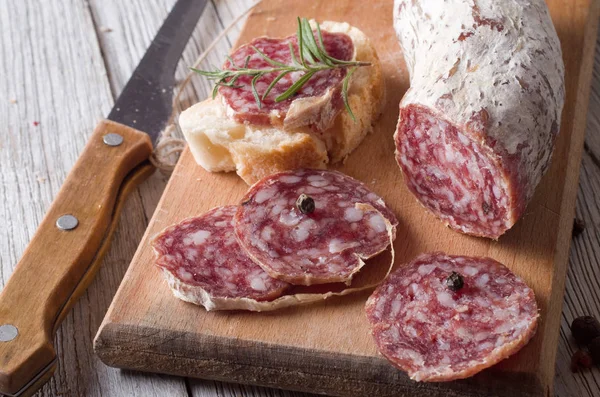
[0,1,207,396]
[109,0,207,140]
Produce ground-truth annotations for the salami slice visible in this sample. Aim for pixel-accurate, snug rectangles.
[234,169,398,286]
[219,29,354,130]
[365,252,538,382]
[393,0,565,238]
[151,206,290,310]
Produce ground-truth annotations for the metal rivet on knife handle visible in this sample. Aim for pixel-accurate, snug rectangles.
[103,133,124,147]
[0,324,18,342]
[56,215,79,231]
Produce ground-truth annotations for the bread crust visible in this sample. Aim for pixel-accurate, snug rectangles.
[230,133,328,185]
[318,21,385,163]
[179,21,384,185]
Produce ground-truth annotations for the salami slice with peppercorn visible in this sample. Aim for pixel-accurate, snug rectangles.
[365,252,538,381]
[151,206,290,311]
[234,169,398,286]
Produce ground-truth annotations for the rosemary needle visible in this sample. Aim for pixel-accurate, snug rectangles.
[192,17,371,120]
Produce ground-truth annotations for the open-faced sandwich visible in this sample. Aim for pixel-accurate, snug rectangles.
[179,18,384,184]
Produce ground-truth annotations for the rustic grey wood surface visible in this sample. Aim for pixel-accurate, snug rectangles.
[0,1,598,396]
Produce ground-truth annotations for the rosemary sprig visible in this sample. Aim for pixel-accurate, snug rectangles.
[192,17,371,120]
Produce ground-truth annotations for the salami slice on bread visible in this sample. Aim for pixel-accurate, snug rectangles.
[180,21,384,185]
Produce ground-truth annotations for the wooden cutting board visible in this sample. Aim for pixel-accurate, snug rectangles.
[94,1,600,396]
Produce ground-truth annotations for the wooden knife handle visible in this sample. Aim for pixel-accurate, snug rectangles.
[0,120,153,395]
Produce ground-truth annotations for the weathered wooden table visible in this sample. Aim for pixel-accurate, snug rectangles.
[1,1,599,396]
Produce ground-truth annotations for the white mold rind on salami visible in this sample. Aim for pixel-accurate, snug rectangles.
[160,267,385,312]
[393,0,565,238]
[234,169,398,286]
[152,206,290,311]
[365,252,539,381]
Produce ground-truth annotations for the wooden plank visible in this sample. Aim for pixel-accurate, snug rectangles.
[188,379,314,397]
[554,23,600,397]
[94,0,599,396]
[532,0,600,390]
[87,0,256,220]
[0,0,187,395]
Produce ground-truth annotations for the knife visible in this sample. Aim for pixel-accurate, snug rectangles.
[0,0,207,395]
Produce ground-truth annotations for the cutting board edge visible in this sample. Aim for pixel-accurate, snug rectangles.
[94,320,543,397]
[537,0,600,393]
[93,0,600,395]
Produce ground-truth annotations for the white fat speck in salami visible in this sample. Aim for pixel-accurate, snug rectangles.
[151,206,290,310]
[393,0,565,238]
[235,169,398,285]
[365,252,538,382]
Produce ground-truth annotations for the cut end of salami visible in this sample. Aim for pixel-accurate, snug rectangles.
[151,206,290,311]
[234,169,398,286]
[393,0,565,239]
[365,252,538,382]
[395,105,514,238]
[219,30,354,130]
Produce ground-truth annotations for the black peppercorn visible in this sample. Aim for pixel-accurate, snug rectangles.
[571,316,600,345]
[590,337,600,365]
[296,194,315,214]
[572,218,586,237]
[446,272,464,292]
[482,202,491,214]
[570,349,594,372]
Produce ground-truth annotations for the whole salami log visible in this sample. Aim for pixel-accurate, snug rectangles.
[393,0,565,238]
[234,169,398,285]
[365,252,539,381]
[151,206,290,311]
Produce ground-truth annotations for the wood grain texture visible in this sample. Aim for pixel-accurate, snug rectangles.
[0,1,141,396]
[0,0,189,396]
[1,0,599,396]
[554,22,600,396]
[94,1,599,396]
[0,120,152,395]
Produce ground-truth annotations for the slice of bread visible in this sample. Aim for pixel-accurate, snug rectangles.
[179,21,384,185]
